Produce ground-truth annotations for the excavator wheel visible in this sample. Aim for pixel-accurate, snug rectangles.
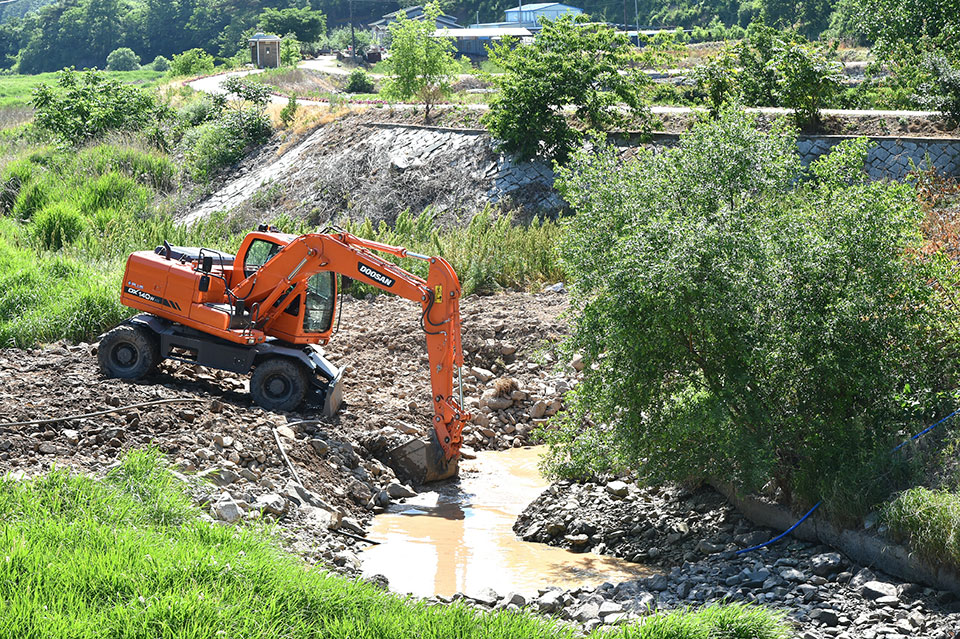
[389,429,459,484]
[250,357,309,412]
[98,323,160,380]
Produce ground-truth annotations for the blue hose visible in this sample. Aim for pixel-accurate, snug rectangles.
[734,407,960,555]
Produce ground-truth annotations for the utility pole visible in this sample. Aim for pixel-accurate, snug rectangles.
[634,0,639,45]
[622,0,627,34]
[349,0,357,63]
[517,0,522,23]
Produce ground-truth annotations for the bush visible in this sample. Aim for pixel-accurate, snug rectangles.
[177,96,224,126]
[280,36,303,67]
[884,487,960,568]
[106,47,141,71]
[152,55,171,72]
[345,69,375,93]
[185,109,271,180]
[31,68,167,145]
[32,202,85,250]
[0,159,34,214]
[770,40,844,128]
[280,96,298,127]
[169,48,216,77]
[546,108,958,514]
[919,54,960,124]
[328,27,373,55]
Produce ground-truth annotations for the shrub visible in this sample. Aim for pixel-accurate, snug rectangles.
[345,69,375,94]
[483,15,650,163]
[32,202,85,250]
[280,36,303,67]
[884,487,960,568]
[185,109,271,180]
[106,47,141,71]
[546,108,958,514]
[152,55,171,72]
[693,45,741,116]
[770,40,844,128]
[169,48,216,77]
[31,68,167,145]
[177,96,224,126]
[919,54,960,124]
[280,96,298,127]
[328,26,373,55]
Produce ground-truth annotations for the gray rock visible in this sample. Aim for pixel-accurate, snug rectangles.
[536,590,563,612]
[646,574,669,592]
[63,429,80,444]
[861,580,898,601]
[849,567,875,589]
[309,438,330,455]
[597,601,624,618]
[811,608,840,627]
[212,493,242,522]
[564,533,590,547]
[810,552,843,576]
[697,540,725,555]
[574,601,600,622]
[254,493,287,515]
[530,400,548,419]
[605,480,629,497]
[198,467,239,486]
[386,481,417,499]
[780,567,806,582]
[471,587,499,606]
[504,592,526,607]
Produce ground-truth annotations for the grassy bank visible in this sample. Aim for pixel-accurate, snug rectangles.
[0,449,788,639]
[0,69,166,108]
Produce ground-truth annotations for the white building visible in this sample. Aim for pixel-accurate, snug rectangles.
[502,2,583,26]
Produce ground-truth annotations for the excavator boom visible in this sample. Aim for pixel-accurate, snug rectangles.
[104,226,470,482]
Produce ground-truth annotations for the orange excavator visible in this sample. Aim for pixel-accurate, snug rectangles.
[97,225,469,481]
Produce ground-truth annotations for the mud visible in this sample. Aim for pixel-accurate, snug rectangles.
[361,446,653,598]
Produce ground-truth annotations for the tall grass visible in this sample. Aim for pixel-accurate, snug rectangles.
[0,69,166,108]
[0,448,788,639]
[343,208,565,295]
[883,487,960,568]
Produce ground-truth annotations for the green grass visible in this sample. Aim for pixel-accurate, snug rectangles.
[883,487,960,568]
[0,69,166,107]
[0,448,788,639]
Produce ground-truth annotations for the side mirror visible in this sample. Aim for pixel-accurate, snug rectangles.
[199,275,210,293]
[201,255,214,273]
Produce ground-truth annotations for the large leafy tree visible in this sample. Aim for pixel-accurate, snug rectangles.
[381,2,459,122]
[482,14,650,164]
[258,7,326,43]
[546,107,959,513]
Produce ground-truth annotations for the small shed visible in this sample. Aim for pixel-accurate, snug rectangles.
[249,33,281,68]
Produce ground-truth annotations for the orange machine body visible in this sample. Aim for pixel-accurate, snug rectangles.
[119,230,469,461]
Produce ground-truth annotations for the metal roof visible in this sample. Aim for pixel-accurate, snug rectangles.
[505,3,580,11]
[434,27,533,37]
[249,33,281,41]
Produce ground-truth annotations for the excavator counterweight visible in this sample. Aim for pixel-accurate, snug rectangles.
[99,225,469,483]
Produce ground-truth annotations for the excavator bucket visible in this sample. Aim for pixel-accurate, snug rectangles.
[389,431,459,484]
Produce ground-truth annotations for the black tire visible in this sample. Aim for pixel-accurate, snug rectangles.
[250,358,309,412]
[98,324,160,379]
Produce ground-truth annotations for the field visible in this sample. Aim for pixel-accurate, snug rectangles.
[0,68,166,107]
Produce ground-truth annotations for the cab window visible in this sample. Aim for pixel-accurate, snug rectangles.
[244,239,282,278]
[303,272,335,333]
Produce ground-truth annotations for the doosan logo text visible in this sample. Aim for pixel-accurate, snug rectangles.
[358,263,395,287]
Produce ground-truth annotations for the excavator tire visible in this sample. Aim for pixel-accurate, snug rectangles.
[389,429,459,484]
[98,323,160,380]
[250,357,309,412]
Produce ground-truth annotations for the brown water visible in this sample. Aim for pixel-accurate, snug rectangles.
[360,446,655,598]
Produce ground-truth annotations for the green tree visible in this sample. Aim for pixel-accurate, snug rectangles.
[169,48,215,76]
[152,55,171,71]
[381,2,458,121]
[329,27,373,55]
[547,107,959,513]
[769,39,844,128]
[31,68,169,145]
[760,0,832,37]
[693,44,741,116]
[280,36,303,67]
[482,14,650,164]
[106,47,141,71]
[257,7,326,43]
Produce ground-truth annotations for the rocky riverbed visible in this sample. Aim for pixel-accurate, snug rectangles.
[505,480,960,638]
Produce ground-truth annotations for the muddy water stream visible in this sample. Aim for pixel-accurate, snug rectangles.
[361,446,654,598]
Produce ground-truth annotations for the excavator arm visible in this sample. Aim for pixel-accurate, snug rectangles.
[230,231,470,475]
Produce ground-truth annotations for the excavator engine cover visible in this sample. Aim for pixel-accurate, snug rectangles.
[389,430,459,484]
